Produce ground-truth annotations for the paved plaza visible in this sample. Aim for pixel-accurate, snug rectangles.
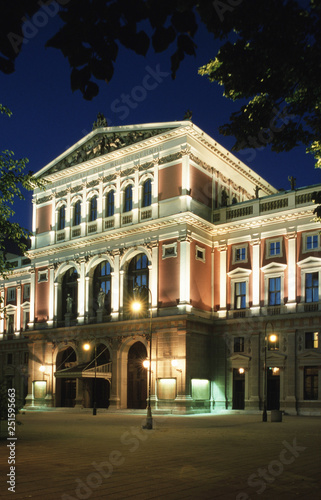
[0,410,320,500]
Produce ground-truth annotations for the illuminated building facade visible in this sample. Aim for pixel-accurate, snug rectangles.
[1,120,320,415]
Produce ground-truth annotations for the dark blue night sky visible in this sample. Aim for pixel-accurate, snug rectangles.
[1,13,320,231]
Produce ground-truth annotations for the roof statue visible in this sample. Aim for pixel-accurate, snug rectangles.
[92,112,108,130]
[183,110,192,120]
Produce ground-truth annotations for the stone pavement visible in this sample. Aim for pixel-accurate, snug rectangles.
[0,410,320,500]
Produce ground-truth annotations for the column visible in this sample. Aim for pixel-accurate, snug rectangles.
[251,238,260,312]
[179,234,191,311]
[28,269,36,329]
[48,265,55,327]
[16,285,21,334]
[77,258,86,324]
[111,250,120,321]
[286,231,297,312]
[218,243,227,318]
[151,242,158,311]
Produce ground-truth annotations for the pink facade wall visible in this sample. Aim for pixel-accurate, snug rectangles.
[36,205,52,234]
[190,241,211,311]
[158,164,182,200]
[158,240,180,308]
[190,165,212,208]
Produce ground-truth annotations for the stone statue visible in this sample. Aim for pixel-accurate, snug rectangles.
[288,176,296,190]
[66,294,73,314]
[92,113,108,130]
[97,288,105,310]
[221,189,229,207]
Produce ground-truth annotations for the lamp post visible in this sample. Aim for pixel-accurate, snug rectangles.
[263,322,277,422]
[132,285,153,430]
[83,341,97,416]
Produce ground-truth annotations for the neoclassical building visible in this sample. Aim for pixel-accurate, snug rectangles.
[1,119,320,415]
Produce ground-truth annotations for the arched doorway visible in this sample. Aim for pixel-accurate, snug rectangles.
[232,368,245,409]
[85,343,111,409]
[56,346,77,407]
[127,341,147,409]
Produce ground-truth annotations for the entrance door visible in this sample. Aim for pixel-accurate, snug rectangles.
[127,342,147,409]
[233,368,245,409]
[267,368,280,410]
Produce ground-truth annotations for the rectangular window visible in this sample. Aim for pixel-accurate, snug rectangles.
[23,284,30,301]
[268,277,281,305]
[235,247,246,262]
[235,282,246,309]
[304,366,318,400]
[7,353,13,365]
[306,234,319,250]
[270,241,281,256]
[234,337,245,353]
[305,272,319,303]
[305,332,319,349]
[7,287,16,302]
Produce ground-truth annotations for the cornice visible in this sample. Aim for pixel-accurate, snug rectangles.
[27,213,214,260]
[212,208,315,237]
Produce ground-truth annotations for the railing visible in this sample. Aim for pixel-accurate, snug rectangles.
[213,186,319,223]
[122,214,132,225]
[140,208,152,221]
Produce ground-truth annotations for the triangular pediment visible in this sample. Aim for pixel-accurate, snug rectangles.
[36,121,187,179]
[297,256,321,268]
[228,267,252,277]
[261,262,287,273]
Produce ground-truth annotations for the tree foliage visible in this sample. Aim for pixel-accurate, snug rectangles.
[0,105,43,279]
[1,1,321,170]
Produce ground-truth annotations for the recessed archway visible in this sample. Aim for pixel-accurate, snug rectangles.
[127,341,147,409]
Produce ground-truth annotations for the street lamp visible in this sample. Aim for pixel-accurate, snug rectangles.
[83,341,97,416]
[131,285,153,430]
[263,322,277,422]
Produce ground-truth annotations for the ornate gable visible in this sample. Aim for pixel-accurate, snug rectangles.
[38,122,181,178]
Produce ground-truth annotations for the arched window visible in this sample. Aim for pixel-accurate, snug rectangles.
[62,268,78,317]
[90,196,98,222]
[124,185,132,212]
[73,200,81,226]
[58,205,66,230]
[93,261,112,314]
[142,179,152,207]
[106,191,114,217]
[127,253,149,297]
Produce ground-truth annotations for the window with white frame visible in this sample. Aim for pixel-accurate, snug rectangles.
[229,269,251,310]
[162,242,177,259]
[195,245,205,263]
[266,237,282,258]
[233,245,247,264]
[305,271,319,303]
[38,270,48,283]
[235,281,246,309]
[268,277,281,306]
[304,232,321,252]
[7,287,16,303]
[262,264,286,307]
